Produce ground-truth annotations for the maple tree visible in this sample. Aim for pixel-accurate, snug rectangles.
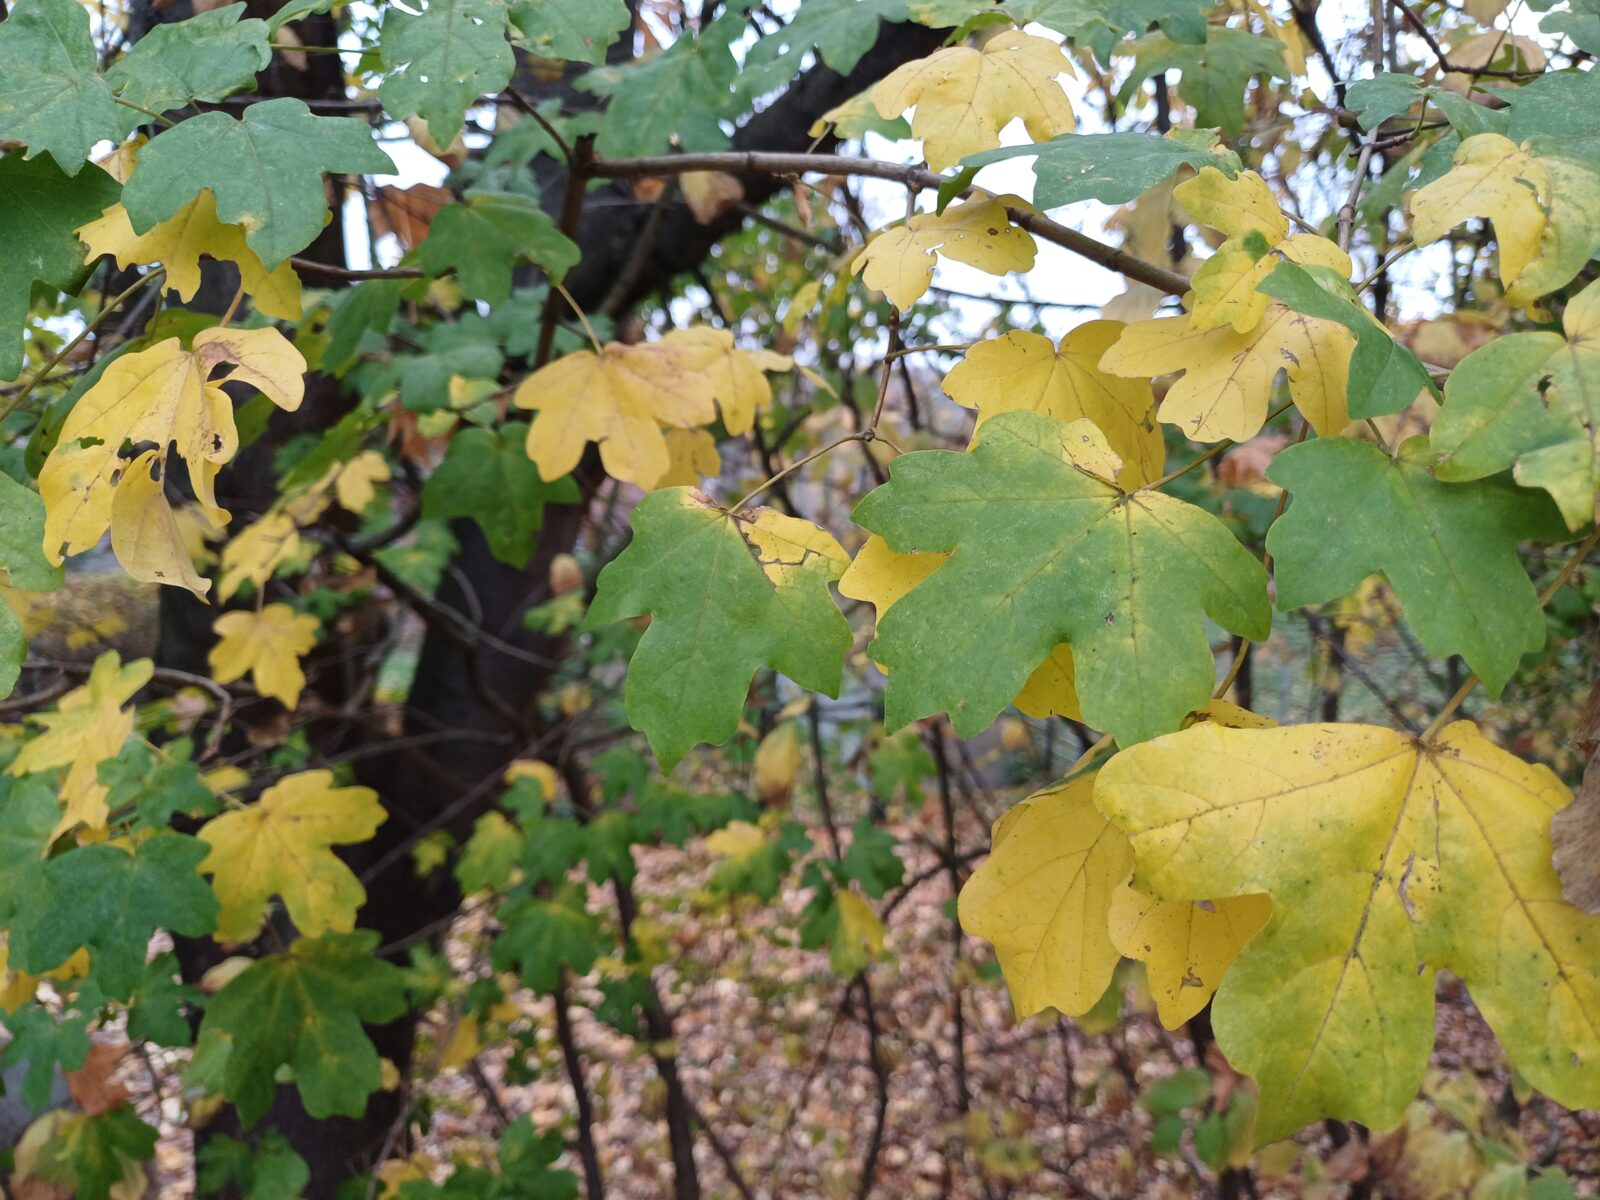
[0,0,1597,1196]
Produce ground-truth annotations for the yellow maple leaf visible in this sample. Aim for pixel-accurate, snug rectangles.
[77,193,302,322]
[208,604,321,708]
[659,326,792,435]
[39,328,305,595]
[109,449,212,595]
[1096,719,1600,1141]
[1107,884,1271,1029]
[334,451,392,514]
[871,29,1074,171]
[1410,132,1548,295]
[513,337,723,487]
[1100,301,1354,443]
[754,722,801,803]
[9,652,151,837]
[852,193,1036,310]
[217,513,301,603]
[960,775,1132,1017]
[654,428,722,488]
[942,322,1164,488]
[197,769,386,942]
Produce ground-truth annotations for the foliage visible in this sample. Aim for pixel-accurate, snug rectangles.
[0,0,1596,1194]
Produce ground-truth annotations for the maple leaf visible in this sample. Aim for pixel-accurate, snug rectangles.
[217,513,302,602]
[39,327,305,595]
[421,426,578,565]
[377,0,515,146]
[9,651,150,837]
[587,489,851,767]
[507,0,630,65]
[208,605,321,708]
[1096,719,1600,1140]
[77,194,303,323]
[942,322,1164,488]
[1406,132,1600,304]
[1430,277,1600,529]
[197,769,386,942]
[0,153,120,380]
[659,326,793,436]
[851,193,1036,310]
[963,703,1270,1024]
[121,97,395,269]
[0,0,120,172]
[1100,298,1355,444]
[490,886,603,993]
[1118,28,1287,136]
[870,30,1074,171]
[655,428,723,488]
[960,776,1132,1017]
[103,4,271,133]
[332,450,391,513]
[838,534,1083,721]
[1266,436,1566,697]
[10,834,218,1000]
[513,336,723,488]
[959,129,1239,210]
[853,411,1270,745]
[415,190,579,303]
[199,930,406,1125]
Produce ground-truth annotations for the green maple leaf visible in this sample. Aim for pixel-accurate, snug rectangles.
[587,487,853,767]
[1006,0,1210,63]
[200,930,407,1126]
[0,0,120,172]
[105,5,271,135]
[0,1003,90,1105]
[196,1132,310,1200]
[1431,279,1600,530]
[121,97,395,268]
[867,728,934,809]
[0,472,63,694]
[0,776,58,921]
[378,0,514,146]
[319,277,409,374]
[421,425,578,565]
[575,8,743,156]
[1345,72,1424,130]
[854,410,1271,746]
[959,130,1239,210]
[127,952,200,1047]
[1258,260,1437,420]
[0,152,121,380]
[37,1108,158,1200]
[1266,436,1567,697]
[490,887,603,993]
[744,0,908,88]
[1119,29,1287,136]
[508,0,630,65]
[11,834,219,999]
[416,191,579,303]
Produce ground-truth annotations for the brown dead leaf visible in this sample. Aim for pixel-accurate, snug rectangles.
[274,25,309,70]
[66,1040,129,1116]
[369,184,453,249]
[1216,432,1289,490]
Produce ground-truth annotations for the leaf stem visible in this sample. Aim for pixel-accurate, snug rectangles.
[1419,521,1600,741]
[0,267,167,426]
[217,279,247,329]
[1141,401,1294,493]
[112,95,175,127]
[553,282,603,354]
[727,435,863,514]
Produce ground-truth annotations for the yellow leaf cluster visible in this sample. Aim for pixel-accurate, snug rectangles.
[39,329,305,596]
[9,652,152,838]
[851,193,1036,310]
[208,605,321,708]
[870,30,1075,171]
[78,193,302,322]
[197,769,385,942]
[1100,168,1356,443]
[514,326,790,487]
